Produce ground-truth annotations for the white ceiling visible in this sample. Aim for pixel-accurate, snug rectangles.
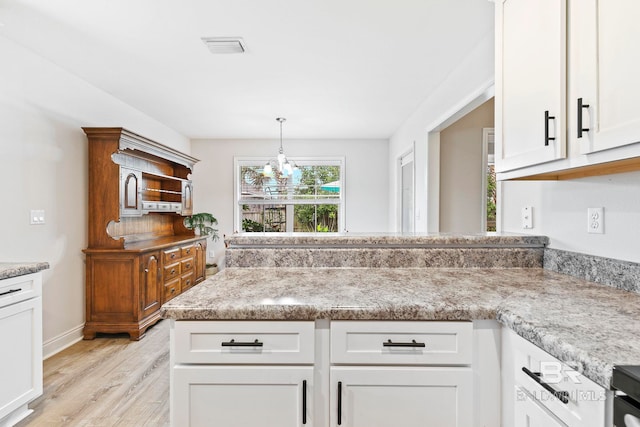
[0,0,493,139]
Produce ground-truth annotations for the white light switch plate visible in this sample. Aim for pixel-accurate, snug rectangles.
[30,209,45,225]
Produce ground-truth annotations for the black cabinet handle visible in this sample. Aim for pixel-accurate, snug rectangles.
[522,367,569,404]
[220,339,263,347]
[302,380,307,425]
[577,98,590,138]
[383,339,426,348]
[0,288,21,297]
[337,381,342,425]
[545,110,556,146]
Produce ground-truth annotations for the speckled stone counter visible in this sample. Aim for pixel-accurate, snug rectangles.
[225,233,548,268]
[161,267,640,389]
[0,262,49,280]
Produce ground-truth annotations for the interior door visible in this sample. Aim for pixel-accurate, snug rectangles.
[400,150,414,233]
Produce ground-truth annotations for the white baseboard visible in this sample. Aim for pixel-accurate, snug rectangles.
[43,323,84,360]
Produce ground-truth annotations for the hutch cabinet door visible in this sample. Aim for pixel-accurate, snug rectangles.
[181,181,193,216]
[173,366,313,427]
[140,251,161,319]
[330,366,473,427]
[194,240,206,284]
[495,0,567,172]
[119,168,142,217]
[570,0,640,154]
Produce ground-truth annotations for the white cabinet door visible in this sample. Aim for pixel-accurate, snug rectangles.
[570,0,640,154]
[330,366,473,427]
[514,387,568,427]
[495,0,567,172]
[173,366,313,427]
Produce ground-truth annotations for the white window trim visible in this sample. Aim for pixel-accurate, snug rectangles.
[233,156,346,233]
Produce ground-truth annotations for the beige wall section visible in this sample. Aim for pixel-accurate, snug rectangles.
[0,35,189,358]
[439,98,494,232]
[190,138,391,265]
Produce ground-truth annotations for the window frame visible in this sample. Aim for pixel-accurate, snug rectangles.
[233,156,346,233]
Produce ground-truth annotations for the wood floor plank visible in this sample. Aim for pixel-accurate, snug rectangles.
[17,320,170,427]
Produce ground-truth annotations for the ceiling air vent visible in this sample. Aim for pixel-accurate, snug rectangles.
[201,37,246,54]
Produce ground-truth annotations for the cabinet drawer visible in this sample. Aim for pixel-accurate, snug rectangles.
[505,328,608,427]
[180,272,194,291]
[331,321,472,365]
[163,248,180,263]
[173,321,315,364]
[181,258,194,273]
[181,244,194,258]
[164,278,181,302]
[164,262,180,281]
[0,273,41,307]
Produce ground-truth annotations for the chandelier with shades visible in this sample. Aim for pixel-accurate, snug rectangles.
[263,117,297,176]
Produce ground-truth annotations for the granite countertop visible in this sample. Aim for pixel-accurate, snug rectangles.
[161,267,640,389]
[0,262,50,280]
[225,232,549,248]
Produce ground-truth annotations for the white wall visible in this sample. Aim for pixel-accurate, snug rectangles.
[440,99,494,232]
[190,138,390,262]
[0,36,190,357]
[501,171,640,263]
[389,30,495,231]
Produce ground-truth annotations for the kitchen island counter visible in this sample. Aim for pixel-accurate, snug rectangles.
[161,266,640,388]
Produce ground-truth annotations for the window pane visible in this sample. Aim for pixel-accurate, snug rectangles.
[241,204,287,232]
[240,164,341,202]
[294,204,338,232]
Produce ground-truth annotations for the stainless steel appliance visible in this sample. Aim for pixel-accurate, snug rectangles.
[613,365,640,427]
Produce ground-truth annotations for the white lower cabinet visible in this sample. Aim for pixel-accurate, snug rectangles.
[0,273,43,427]
[173,365,313,427]
[502,327,612,427]
[171,320,478,427]
[330,366,472,427]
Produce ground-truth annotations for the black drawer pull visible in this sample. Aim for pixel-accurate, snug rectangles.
[383,339,426,348]
[221,339,263,347]
[0,288,21,297]
[302,380,307,424]
[522,367,569,404]
[337,381,342,425]
[545,110,556,146]
[577,98,590,138]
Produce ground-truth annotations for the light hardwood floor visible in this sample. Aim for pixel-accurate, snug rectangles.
[17,320,170,427]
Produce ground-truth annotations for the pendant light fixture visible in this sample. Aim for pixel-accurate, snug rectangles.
[263,117,296,176]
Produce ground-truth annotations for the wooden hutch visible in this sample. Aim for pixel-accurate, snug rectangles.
[83,128,207,340]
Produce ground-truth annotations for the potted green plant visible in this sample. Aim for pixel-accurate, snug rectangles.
[183,213,219,241]
[184,213,220,277]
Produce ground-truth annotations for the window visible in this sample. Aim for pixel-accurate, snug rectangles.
[234,158,344,233]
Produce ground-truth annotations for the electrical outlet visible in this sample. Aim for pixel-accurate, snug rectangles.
[208,250,215,258]
[522,206,533,229]
[587,207,604,234]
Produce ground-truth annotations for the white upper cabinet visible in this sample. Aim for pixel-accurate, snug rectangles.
[495,0,567,173]
[569,0,640,154]
[496,0,640,180]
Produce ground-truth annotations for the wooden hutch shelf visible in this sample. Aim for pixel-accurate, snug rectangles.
[82,128,206,340]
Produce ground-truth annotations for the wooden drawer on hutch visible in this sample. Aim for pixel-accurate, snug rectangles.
[164,262,180,281]
[173,321,315,365]
[180,272,194,291]
[180,244,194,258]
[163,248,180,264]
[331,321,473,365]
[164,277,181,303]
[181,258,194,273]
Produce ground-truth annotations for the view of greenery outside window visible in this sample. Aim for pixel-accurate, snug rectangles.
[486,164,497,232]
[237,159,343,233]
